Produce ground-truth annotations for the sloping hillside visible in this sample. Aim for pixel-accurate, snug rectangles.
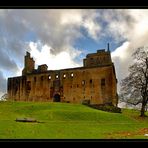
[0,101,147,139]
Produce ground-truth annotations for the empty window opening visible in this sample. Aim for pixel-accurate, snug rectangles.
[34,77,36,82]
[90,58,94,64]
[56,74,59,79]
[90,79,92,84]
[82,80,85,85]
[41,76,44,81]
[49,75,51,80]
[26,81,31,91]
[101,78,105,86]
[77,84,79,88]
[71,72,74,78]
[63,74,66,78]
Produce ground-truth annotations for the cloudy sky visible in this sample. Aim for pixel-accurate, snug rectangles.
[0,9,148,98]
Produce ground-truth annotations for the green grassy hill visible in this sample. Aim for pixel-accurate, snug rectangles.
[0,101,147,139]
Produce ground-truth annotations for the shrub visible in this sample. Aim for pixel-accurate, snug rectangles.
[86,103,121,113]
[81,99,90,105]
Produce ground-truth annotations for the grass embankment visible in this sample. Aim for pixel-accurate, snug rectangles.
[0,101,147,139]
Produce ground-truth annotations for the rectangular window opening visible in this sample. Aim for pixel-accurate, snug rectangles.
[82,80,85,85]
[101,78,105,86]
[90,79,92,84]
[63,74,66,79]
[56,74,59,79]
[41,76,44,81]
[49,75,51,80]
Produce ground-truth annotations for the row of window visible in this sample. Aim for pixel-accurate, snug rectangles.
[49,72,74,80]
[34,72,74,82]
[33,76,105,86]
[27,78,105,91]
[70,79,105,88]
[48,72,73,80]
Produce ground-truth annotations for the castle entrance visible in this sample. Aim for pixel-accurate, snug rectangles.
[53,94,60,102]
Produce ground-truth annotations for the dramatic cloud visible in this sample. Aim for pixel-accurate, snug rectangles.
[111,42,132,91]
[29,41,82,70]
[0,9,101,97]
[0,71,6,98]
[0,47,19,72]
[1,9,148,98]
[110,10,148,91]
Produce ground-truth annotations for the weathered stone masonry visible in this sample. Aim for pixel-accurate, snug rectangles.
[8,48,118,106]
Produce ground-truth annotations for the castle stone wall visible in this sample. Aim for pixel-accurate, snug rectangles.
[8,49,118,106]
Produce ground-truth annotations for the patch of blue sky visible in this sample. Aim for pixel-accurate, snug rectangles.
[24,31,37,43]
[74,34,113,54]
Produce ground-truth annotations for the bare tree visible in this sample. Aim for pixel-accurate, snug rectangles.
[120,47,148,117]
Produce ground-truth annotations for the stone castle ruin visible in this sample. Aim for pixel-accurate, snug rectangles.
[7,46,118,106]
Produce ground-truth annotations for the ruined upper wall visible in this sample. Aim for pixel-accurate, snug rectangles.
[8,47,118,105]
[21,46,113,76]
[22,52,35,75]
[83,49,112,67]
[38,64,48,73]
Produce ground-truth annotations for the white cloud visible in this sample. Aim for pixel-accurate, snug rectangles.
[111,42,133,92]
[29,41,82,70]
[60,9,101,41]
[109,10,148,92]
[111,41,130,61]
[0,9,100,96]
[60,10,83,25]
[83,19,101,40]
[1,9,148,97]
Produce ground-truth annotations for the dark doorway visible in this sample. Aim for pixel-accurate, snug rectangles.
[53,94,60,102]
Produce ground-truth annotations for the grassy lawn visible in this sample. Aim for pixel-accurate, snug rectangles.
[0,101,147,139]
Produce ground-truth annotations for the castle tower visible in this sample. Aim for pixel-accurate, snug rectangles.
[22,52,35,75]
[83,47,112,67]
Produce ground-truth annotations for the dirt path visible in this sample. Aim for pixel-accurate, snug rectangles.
[106,128,148,139]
